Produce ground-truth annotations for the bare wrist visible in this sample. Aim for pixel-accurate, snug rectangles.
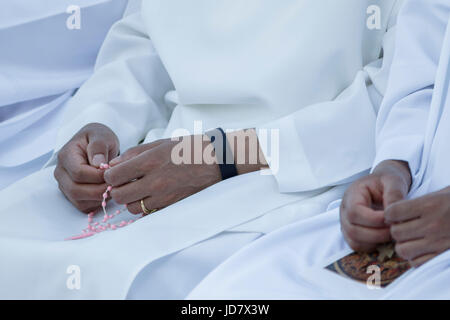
[226,129,268,175]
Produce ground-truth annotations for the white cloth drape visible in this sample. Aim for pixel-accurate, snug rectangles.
[0,0,129,190]
[48,0,401,192]
[188,0,450,300]
[0,0,403,299]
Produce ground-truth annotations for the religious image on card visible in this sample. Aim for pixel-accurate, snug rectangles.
[325,243,411,287]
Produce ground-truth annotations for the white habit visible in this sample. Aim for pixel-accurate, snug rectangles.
[0,0,129,190]
[188,0,450,300]
[0,0,401,299]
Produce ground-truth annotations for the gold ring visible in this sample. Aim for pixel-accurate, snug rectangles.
[141,199,157,216]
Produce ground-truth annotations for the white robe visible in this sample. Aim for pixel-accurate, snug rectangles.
[188,0,450,300]
[0,0,401,299]
[0,0,129,190]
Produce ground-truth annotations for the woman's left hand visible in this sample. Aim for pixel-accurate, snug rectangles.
[104,136,221,214]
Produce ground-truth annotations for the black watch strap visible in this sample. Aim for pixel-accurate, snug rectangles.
[205,128,238,180]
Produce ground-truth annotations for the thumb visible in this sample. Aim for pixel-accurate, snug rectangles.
[87,137,110,168]
[382,179,408,208]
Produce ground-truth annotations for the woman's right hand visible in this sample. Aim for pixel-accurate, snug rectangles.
[54,123,120,213]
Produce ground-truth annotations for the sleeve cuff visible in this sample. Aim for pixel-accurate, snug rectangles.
[372,135,423,182]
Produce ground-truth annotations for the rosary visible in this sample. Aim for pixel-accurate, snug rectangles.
[65,163,143,240]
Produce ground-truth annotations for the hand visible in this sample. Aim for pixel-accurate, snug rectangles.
[104,136,222,214]
[54,123,120,213]
[386,187,450,267]
[340,160,412,252]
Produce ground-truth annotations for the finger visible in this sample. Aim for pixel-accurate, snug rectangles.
[55,166,107,201]
[104,150,156,187]
[340,180,386,228]
[76,200,103,214]
[385,199,422,224]
[345,204,386,228]
[108,146,147,167]
[110,176,154,205]
[347,179,383,208]
[395,238,430,261]
[410,253,438,268]
[381,174,409,208]
[341,229,378,253]
[86,130,120,168]
[127,191,187,215]
[341,217,392,244]
[390,218,425,242]
[127,195,165,215]
[59,146,105,184]
[55,177,102,213]
[109,141,164,167]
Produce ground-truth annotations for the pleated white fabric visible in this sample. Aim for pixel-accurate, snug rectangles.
[0,0,129,190]
[0,0,404,299]
[188,0,450,300]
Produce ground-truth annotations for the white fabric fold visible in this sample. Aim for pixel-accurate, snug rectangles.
[0,0,406,299]
[0,167,329,299]
[187,0,450,300]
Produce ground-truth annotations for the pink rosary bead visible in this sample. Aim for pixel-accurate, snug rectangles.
[99,163,110,170]
[66,179,145,240]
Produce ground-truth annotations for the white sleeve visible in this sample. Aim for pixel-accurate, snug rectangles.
[372,0,449,183]
[48,10,173,164]
[256,3,400,193]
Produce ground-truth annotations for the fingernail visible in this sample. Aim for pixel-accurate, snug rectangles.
[92,154,106,167]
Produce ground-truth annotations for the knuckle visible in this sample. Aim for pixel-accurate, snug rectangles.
[346,209,358,223]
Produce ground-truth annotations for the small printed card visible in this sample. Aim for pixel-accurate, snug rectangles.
[325,243,411,287]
